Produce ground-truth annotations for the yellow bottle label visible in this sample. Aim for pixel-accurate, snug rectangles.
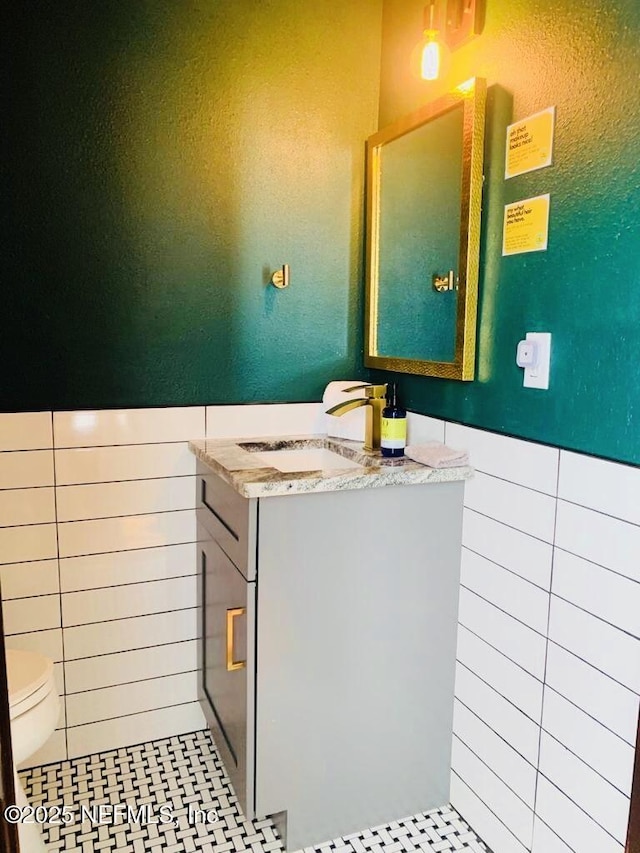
[381,417,407,446]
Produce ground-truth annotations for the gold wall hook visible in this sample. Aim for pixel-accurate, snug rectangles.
[432,270,457,292]
[270,264,290,289]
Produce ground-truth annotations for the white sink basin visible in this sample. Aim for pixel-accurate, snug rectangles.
[252,448,364,473]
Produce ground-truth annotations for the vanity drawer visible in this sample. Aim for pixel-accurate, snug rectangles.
[197,464,256,580]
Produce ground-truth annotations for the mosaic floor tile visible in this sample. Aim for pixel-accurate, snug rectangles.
[20,731,490,853]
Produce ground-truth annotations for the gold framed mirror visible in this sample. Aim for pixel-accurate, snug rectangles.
[364,77,486,380]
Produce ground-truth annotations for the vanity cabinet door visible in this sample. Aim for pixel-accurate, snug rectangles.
[200,530,255,815]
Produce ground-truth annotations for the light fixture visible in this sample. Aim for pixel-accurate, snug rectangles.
[420,2,441,81]
[420,0,485,81]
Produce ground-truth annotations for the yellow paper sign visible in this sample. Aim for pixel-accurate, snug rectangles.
[502,194,550,256]
[505,107,555,179]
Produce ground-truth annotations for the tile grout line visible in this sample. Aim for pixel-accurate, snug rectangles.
[452,732,536,812]
[542,680,638,748]
[460,582,549,637]
[457,624,545,686]
[462,543,551,593]
[462,506,553,547]
[451,769,525,851]
[557,494,640,531]
[454,695,539,770]
[539,727,632,799]
[50,410,70,763]
[551,542,640,588]
[548,590,640,642]
[531,447,560,844]
[455,659,542,728]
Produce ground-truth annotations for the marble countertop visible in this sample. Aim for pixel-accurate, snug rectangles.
[189,435,473,498]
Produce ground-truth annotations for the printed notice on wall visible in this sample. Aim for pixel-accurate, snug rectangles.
[502,194,550,256]
[505,107,556,179]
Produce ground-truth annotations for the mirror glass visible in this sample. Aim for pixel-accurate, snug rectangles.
[365,78,486,380]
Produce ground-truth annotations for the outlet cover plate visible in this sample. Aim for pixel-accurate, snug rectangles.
[523,332,551,389]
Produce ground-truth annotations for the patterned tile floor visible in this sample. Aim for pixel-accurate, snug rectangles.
[21,731,490,853]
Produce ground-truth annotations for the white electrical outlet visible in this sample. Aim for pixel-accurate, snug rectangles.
[517,332,552,389]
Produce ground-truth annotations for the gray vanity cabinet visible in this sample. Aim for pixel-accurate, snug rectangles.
[196,460,465,852]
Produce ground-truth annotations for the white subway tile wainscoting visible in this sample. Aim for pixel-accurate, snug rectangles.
[1,403,639,853]
[439,420,640,853]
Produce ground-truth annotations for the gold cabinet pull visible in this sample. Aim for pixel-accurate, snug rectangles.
[226,607,246,671]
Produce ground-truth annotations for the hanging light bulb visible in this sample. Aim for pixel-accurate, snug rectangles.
[421,2,441,80]
[421,33,440,80]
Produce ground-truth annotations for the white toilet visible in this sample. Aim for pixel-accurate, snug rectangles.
[6,648,59,853]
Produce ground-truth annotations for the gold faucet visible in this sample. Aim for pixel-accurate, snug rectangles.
[326,383,388,452]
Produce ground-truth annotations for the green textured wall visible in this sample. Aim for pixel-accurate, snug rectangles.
[6,1,381,411]
[374,0,640,465]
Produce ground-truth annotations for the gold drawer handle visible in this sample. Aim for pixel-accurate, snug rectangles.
[226,607,246,671]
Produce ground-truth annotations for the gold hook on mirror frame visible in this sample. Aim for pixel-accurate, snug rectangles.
[270,264,290,289]
[432,270,458,292]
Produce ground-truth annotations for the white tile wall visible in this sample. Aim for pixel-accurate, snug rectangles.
[6,630,64,663]
[59,543,196,592]
[451,773,529,853]
[55,442,195,485]
[406,412,445,444]
[0,523,58,564]
[58,508,197,558]
[544,642,638,745]
[66,702,205,759]
[0,413,66,763]
[453,700,537,806]
[548,597,640,694]
[538,731,629,842]
[1,559,60,599]
[551,548,640,638]
[555,499,640,584]
[1,407,209,767]
[457,587,547,679]
[0,412,53,452]
[53,407,205,448]
[56,476,196,522]
[0,487,56,527]
[2,595,61,635]
[205,402,325,438]
[64,640,199,693]
[541,688,635,795]
[63,608,198,660]
[427,415,640,853]
[455,664,540,766]
[460,550,550,635]
[446,423,559,495]
[558,450,640,526]
[531,816,574,853]
[61,576,197,626]
[0,450,54,489]
[534,776,624,853]
[66,671,198,726]
[462,510,553,590]
[463,471,556,542]
[456,626,544,722]
[451,737,534,846]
